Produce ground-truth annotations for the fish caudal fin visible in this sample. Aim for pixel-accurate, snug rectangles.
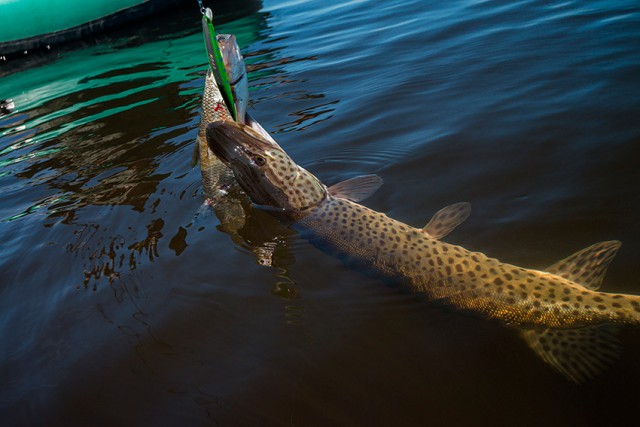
[545,241,622,290]
[522,325,621,383]
[327,175,383,202]
[422,202,471,240]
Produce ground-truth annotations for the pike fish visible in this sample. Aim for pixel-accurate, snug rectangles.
[206,121,640,383]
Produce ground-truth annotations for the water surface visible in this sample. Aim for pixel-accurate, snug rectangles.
[1,0,640,425]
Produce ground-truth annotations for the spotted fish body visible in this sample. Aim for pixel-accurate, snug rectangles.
[205,121,640,382]
[299,200,637,329]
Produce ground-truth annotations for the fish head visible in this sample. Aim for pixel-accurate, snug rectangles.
[206,121,327,217]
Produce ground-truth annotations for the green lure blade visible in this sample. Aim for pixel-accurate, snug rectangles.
[202,8,237,120]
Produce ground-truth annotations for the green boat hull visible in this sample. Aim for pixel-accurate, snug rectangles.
[0,0,187,56]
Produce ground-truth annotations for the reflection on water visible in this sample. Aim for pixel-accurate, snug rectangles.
[1,0,640,425]
[0,4,306,284]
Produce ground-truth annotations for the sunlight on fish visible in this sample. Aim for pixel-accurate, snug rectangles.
[206,121,640,383]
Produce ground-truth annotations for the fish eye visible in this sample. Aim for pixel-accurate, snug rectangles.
[251,155,266,166]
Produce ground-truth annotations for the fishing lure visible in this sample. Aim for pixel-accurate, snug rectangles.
[202,7,237,120]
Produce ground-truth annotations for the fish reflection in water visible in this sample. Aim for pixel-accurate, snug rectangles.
[197,184,298,272]
[65,195,298,299]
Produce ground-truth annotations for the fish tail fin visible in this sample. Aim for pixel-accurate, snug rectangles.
[521,325,621,383]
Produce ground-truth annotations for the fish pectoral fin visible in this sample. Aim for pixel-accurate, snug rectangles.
[422,202,471,240]
[521,325,621,383]
[327,174,383,202]
[545,241,622,290]
[191,141,201,167]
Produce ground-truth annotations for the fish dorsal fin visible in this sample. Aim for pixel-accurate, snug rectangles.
[327,174,383,202]
[545,241,622,290]
[521,325,621,383]
[422,202,471,240]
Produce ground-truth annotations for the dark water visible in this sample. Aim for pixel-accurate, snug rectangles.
[2,0,640,425]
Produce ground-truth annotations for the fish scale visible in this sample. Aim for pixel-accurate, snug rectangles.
[299,197,638,329]
[196,69,235,200]
[205,121,640,382]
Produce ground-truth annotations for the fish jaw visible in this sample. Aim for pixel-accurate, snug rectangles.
[205,121,326,216]
[205,121,279,165]
[205,121,291,210]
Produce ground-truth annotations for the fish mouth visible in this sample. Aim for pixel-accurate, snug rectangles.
[205,121,287,207]
[205,121,274,164]
[205,121,240,165]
